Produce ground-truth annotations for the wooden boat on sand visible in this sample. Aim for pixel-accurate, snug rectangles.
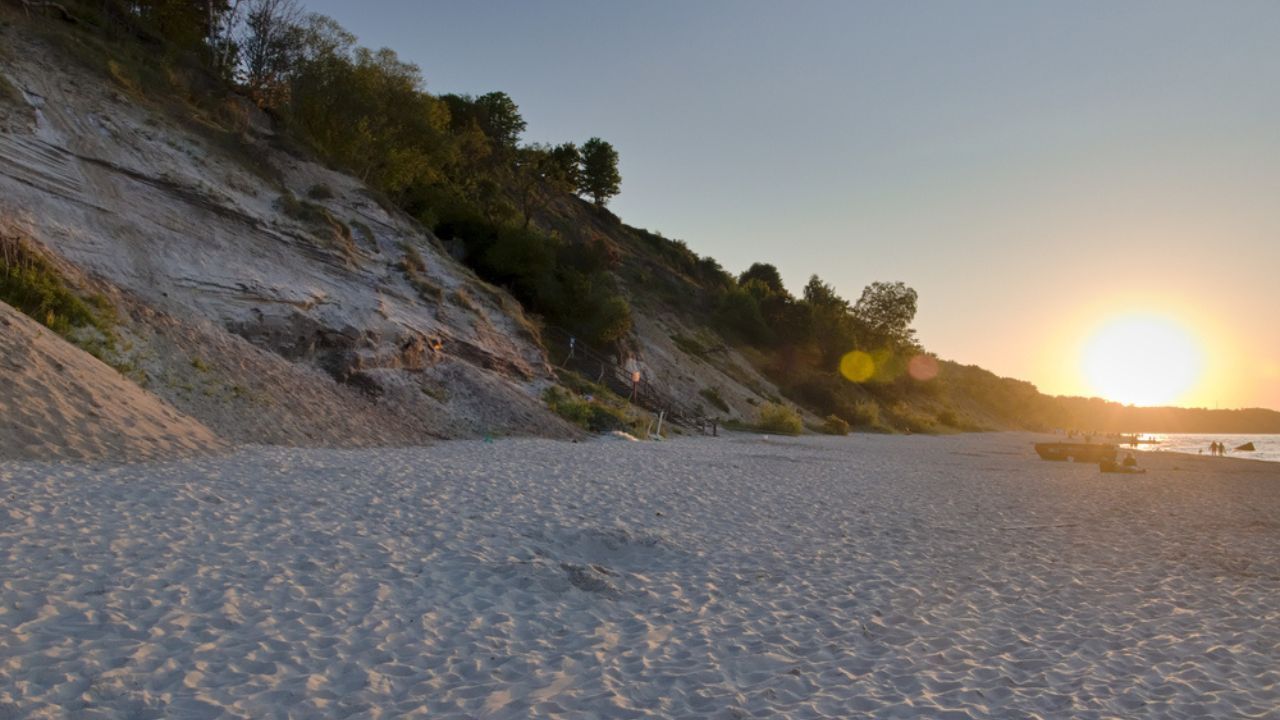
[1034,443,1118,463]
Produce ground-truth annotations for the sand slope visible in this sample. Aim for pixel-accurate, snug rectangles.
[1,433,1277,717]
[0,301,224,461]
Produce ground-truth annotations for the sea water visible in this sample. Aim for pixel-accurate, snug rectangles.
[1135,434,1280,463]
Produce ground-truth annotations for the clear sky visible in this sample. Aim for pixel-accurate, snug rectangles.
[302,0,1280,410]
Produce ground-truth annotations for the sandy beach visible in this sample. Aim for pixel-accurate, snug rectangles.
[2,432,1278,718]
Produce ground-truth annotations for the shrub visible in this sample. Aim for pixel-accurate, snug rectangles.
[556,369,611,399]
[699,386,729,413]
[671,333,705,356]
[277,192,354,256]
[398,242,426,273]
[307,183,335,200]
[820,414,850,436]
[850,400,880,428]
[757,402,803,435]
[890,406,935,434]
[544,386,632,433]
[0,73,18,104]
[936,409,959,427]
[1,232,115,357]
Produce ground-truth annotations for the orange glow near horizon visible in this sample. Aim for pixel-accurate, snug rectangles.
[1079,313,1204,406]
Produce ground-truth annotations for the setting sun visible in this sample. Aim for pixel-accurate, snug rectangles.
[1081,314,1203,406]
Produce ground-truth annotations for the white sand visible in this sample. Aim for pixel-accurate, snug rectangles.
[0,302,224,462]
[1,433,1277,718]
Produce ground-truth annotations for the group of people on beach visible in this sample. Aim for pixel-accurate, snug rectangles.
[1208,441,1227,456]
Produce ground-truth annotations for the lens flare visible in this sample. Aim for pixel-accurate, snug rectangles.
[1081,313,1202,406]
[840,350,875,382]
[908,354,939,381]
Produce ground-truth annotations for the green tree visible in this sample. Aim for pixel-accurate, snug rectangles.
[739,262,787,296]
[514,143,581,227]
[284,34,453,195]
[548,142,581,189]
[853,281,918,349]
[442,92,526,151]
[578,137,621,206]
[803,275,857,369]
[239,0,304,107]
[474,91,526,149]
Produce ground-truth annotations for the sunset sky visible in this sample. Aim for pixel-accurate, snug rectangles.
[303,0,1280,410]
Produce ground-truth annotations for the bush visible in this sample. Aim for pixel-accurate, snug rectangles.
[671,333,705,356]
[820,414,850,436]
[850,401,881,428]
[757,402,803,435]
[936,409,959,427]
[544,386,636,433]
[699,386,729,413]
[307,183,335,200]
[890,406,935,434]
[1,232,115,357]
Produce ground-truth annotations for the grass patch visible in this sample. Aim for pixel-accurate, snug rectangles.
[420,383,449,403]
[756,402,803,435]
[819,414,850,436]
[399,242,426,274]
[886,404,936,434]
[671,333,705,356]
[450,287,477,312]
[556,368,613,399]
[307,183,335,200]
[545,386,631,433]
[698,386,729,413]
[722,403,804,435]
[546,371,655,436]
[278,191,355,259]
[106,58,142,96]
[0,72,18,104]
[850,400,882,429]
[1,231,115,358]
[396,241,444,303]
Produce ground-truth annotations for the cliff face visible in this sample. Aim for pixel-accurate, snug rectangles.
[0,23,576,445]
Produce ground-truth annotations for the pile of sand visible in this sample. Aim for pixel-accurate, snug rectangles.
[0,301,224,461]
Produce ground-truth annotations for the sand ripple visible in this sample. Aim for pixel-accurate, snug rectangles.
[2,434,1278,717]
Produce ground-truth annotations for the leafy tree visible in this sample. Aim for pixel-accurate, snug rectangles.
[514,143,581,227]
[802,275,847,311]
[284,37,452,194]
[238,0,303,107]
[441,91,526,151]
[803,275,857,369]
[132,0,212,56]
[548,142,581,190]
[853,281,918,349]
[578,137,621,206]
[715,286,772,344]
[739,262,787,296]
[474,91,526,149]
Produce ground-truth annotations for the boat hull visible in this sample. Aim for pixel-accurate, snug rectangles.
[1034,443,1118,463]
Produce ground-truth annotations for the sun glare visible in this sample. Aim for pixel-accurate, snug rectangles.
[1081,314,1203,406]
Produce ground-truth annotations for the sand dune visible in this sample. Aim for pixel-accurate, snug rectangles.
[1,433,1277,717]
[0,301,224,462]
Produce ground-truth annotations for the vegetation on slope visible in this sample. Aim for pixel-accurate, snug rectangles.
[0,230,115,359]
[14,1,1279,434]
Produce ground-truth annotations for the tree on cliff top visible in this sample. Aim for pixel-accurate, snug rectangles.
[578,137,621,206]
[853,281,918,349]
